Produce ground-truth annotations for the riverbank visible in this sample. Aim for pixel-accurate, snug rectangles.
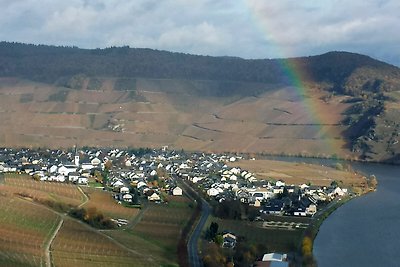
[302,184,377,266]
[254,152,400,166]
[313,162,400,267]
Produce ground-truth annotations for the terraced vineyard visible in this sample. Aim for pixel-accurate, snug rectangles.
[0,195,60,267]
[0,174,192,266]
[0,77,354,159]
[4,173,83,206]
[51,218,147,267]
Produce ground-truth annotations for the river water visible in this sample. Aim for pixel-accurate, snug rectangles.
[313,162,400,267]
[262,156,400,266]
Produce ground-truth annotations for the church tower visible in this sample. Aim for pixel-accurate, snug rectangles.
[74,146,80,166]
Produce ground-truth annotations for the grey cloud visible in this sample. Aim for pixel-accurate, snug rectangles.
[0,0,399,66]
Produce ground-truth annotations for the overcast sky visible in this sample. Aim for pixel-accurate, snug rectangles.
[1,0,399,66]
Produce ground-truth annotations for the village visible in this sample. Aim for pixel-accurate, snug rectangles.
[0,147,348,219]
[0,147,356,266]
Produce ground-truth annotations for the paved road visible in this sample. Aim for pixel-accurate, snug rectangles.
[188,198,210,267]
[176,176,211,267]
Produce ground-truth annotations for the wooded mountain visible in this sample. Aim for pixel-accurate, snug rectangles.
[0,42,399,163]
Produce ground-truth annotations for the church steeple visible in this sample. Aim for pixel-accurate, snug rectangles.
[74,145,80,166]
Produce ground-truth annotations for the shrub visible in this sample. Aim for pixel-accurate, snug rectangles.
[69,207,116,229]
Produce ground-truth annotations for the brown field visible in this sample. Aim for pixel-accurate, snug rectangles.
[228,159,365,187]
[82,188,139,220]
[52,218,151,267]
[0,78,357,159]
[0,194,60,267]
[4,174,84,206]
[0,174,191,266]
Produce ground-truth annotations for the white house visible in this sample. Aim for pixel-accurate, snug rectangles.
[328,187,346,198]
[334,187,346,196]
[91,158,101,166]
[230,167,241,175]
[58,165,77,176]
[207,188,219,197]
[125,160,132,167]
[172,186,183,196]
[249,189,274,200]
[273,187,284,195]
[81,163,94,171]
[113,180,124,188]
[248,176,257,183]
[120,186,130,194]
[222,232,237,248]
[261,253,288,262]
[77,177,88,185]
[68,172,80,183]
[137,181,147,189]
[229,174,238,181]
[306,204,317,216]
[148,192,161,201]
[122,194,133,203]
[48,165,58,174]
[276,180,285,187]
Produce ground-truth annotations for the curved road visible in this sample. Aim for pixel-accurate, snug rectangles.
[173,176,211,267]
[188,198,210,267]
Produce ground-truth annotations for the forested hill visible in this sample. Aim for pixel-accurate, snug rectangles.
[0,42,284,84]
[1,42,400,94]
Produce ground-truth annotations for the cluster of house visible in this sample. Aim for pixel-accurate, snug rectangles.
[174,156,347,217]
[106,153,186,204]
[0,147,347,216]
[0,148,105,185]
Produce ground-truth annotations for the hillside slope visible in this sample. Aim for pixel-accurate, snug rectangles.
[0,42,399,163]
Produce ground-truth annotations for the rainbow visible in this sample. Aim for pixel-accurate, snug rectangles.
[243,1,339,157]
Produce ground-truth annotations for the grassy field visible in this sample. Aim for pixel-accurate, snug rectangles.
[228,159,366,187]
[205,216,304,253]
[132,196,193,250]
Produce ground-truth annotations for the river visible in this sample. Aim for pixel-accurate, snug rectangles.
[262,156,400,266]
[313,162,400,267]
